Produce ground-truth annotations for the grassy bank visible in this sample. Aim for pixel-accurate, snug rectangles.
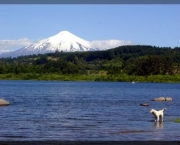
[172,118,180,123]
[1,73,180,83]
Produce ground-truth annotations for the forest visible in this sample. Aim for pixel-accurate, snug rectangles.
[0,45,180,82]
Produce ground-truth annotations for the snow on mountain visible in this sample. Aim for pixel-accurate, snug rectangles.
[0,31,99,58]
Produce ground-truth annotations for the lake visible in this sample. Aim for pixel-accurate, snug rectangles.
[0,80,180,141]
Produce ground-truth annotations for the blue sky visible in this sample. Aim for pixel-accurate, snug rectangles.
[0,4,179,53]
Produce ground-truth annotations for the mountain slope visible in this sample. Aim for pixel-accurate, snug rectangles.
[1,31,98,57]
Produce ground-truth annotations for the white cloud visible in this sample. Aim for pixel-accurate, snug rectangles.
[91,39,133,49]
[0,38,33,54]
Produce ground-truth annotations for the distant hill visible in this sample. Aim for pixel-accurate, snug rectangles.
[0,45,180,82]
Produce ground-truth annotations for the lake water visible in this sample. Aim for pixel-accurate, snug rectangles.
[0,80,180,141]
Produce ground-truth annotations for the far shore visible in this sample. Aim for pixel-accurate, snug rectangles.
[1,73,180,83]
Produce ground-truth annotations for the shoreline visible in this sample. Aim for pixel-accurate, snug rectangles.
[1,73,180,83]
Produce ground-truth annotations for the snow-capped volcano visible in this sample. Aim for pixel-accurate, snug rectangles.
[0,31,97,57]
[28,31,95,52]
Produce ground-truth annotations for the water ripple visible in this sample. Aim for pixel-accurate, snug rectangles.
[0,81,180,141]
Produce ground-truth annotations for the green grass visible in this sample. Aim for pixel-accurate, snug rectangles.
[172,118,180,123]
[1,73,180,83]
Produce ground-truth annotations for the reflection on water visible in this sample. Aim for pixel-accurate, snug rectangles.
[153,122,163,129]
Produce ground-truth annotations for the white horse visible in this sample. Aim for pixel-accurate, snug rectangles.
[150,108,167,122]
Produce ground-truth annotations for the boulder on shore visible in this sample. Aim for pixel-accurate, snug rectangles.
[0,99,10,106]
[152,97,165,101]
[165,97,172,101]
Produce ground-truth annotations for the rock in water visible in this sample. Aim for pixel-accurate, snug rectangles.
[152,97,165,101]
[152,97,172,101]
[165,97,172,101]
[140,103,149,106]
[0,99,10,106]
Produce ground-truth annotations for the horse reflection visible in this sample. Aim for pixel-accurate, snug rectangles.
[153,121,163,129]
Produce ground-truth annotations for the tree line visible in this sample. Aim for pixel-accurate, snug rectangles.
[0,45,180,80]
